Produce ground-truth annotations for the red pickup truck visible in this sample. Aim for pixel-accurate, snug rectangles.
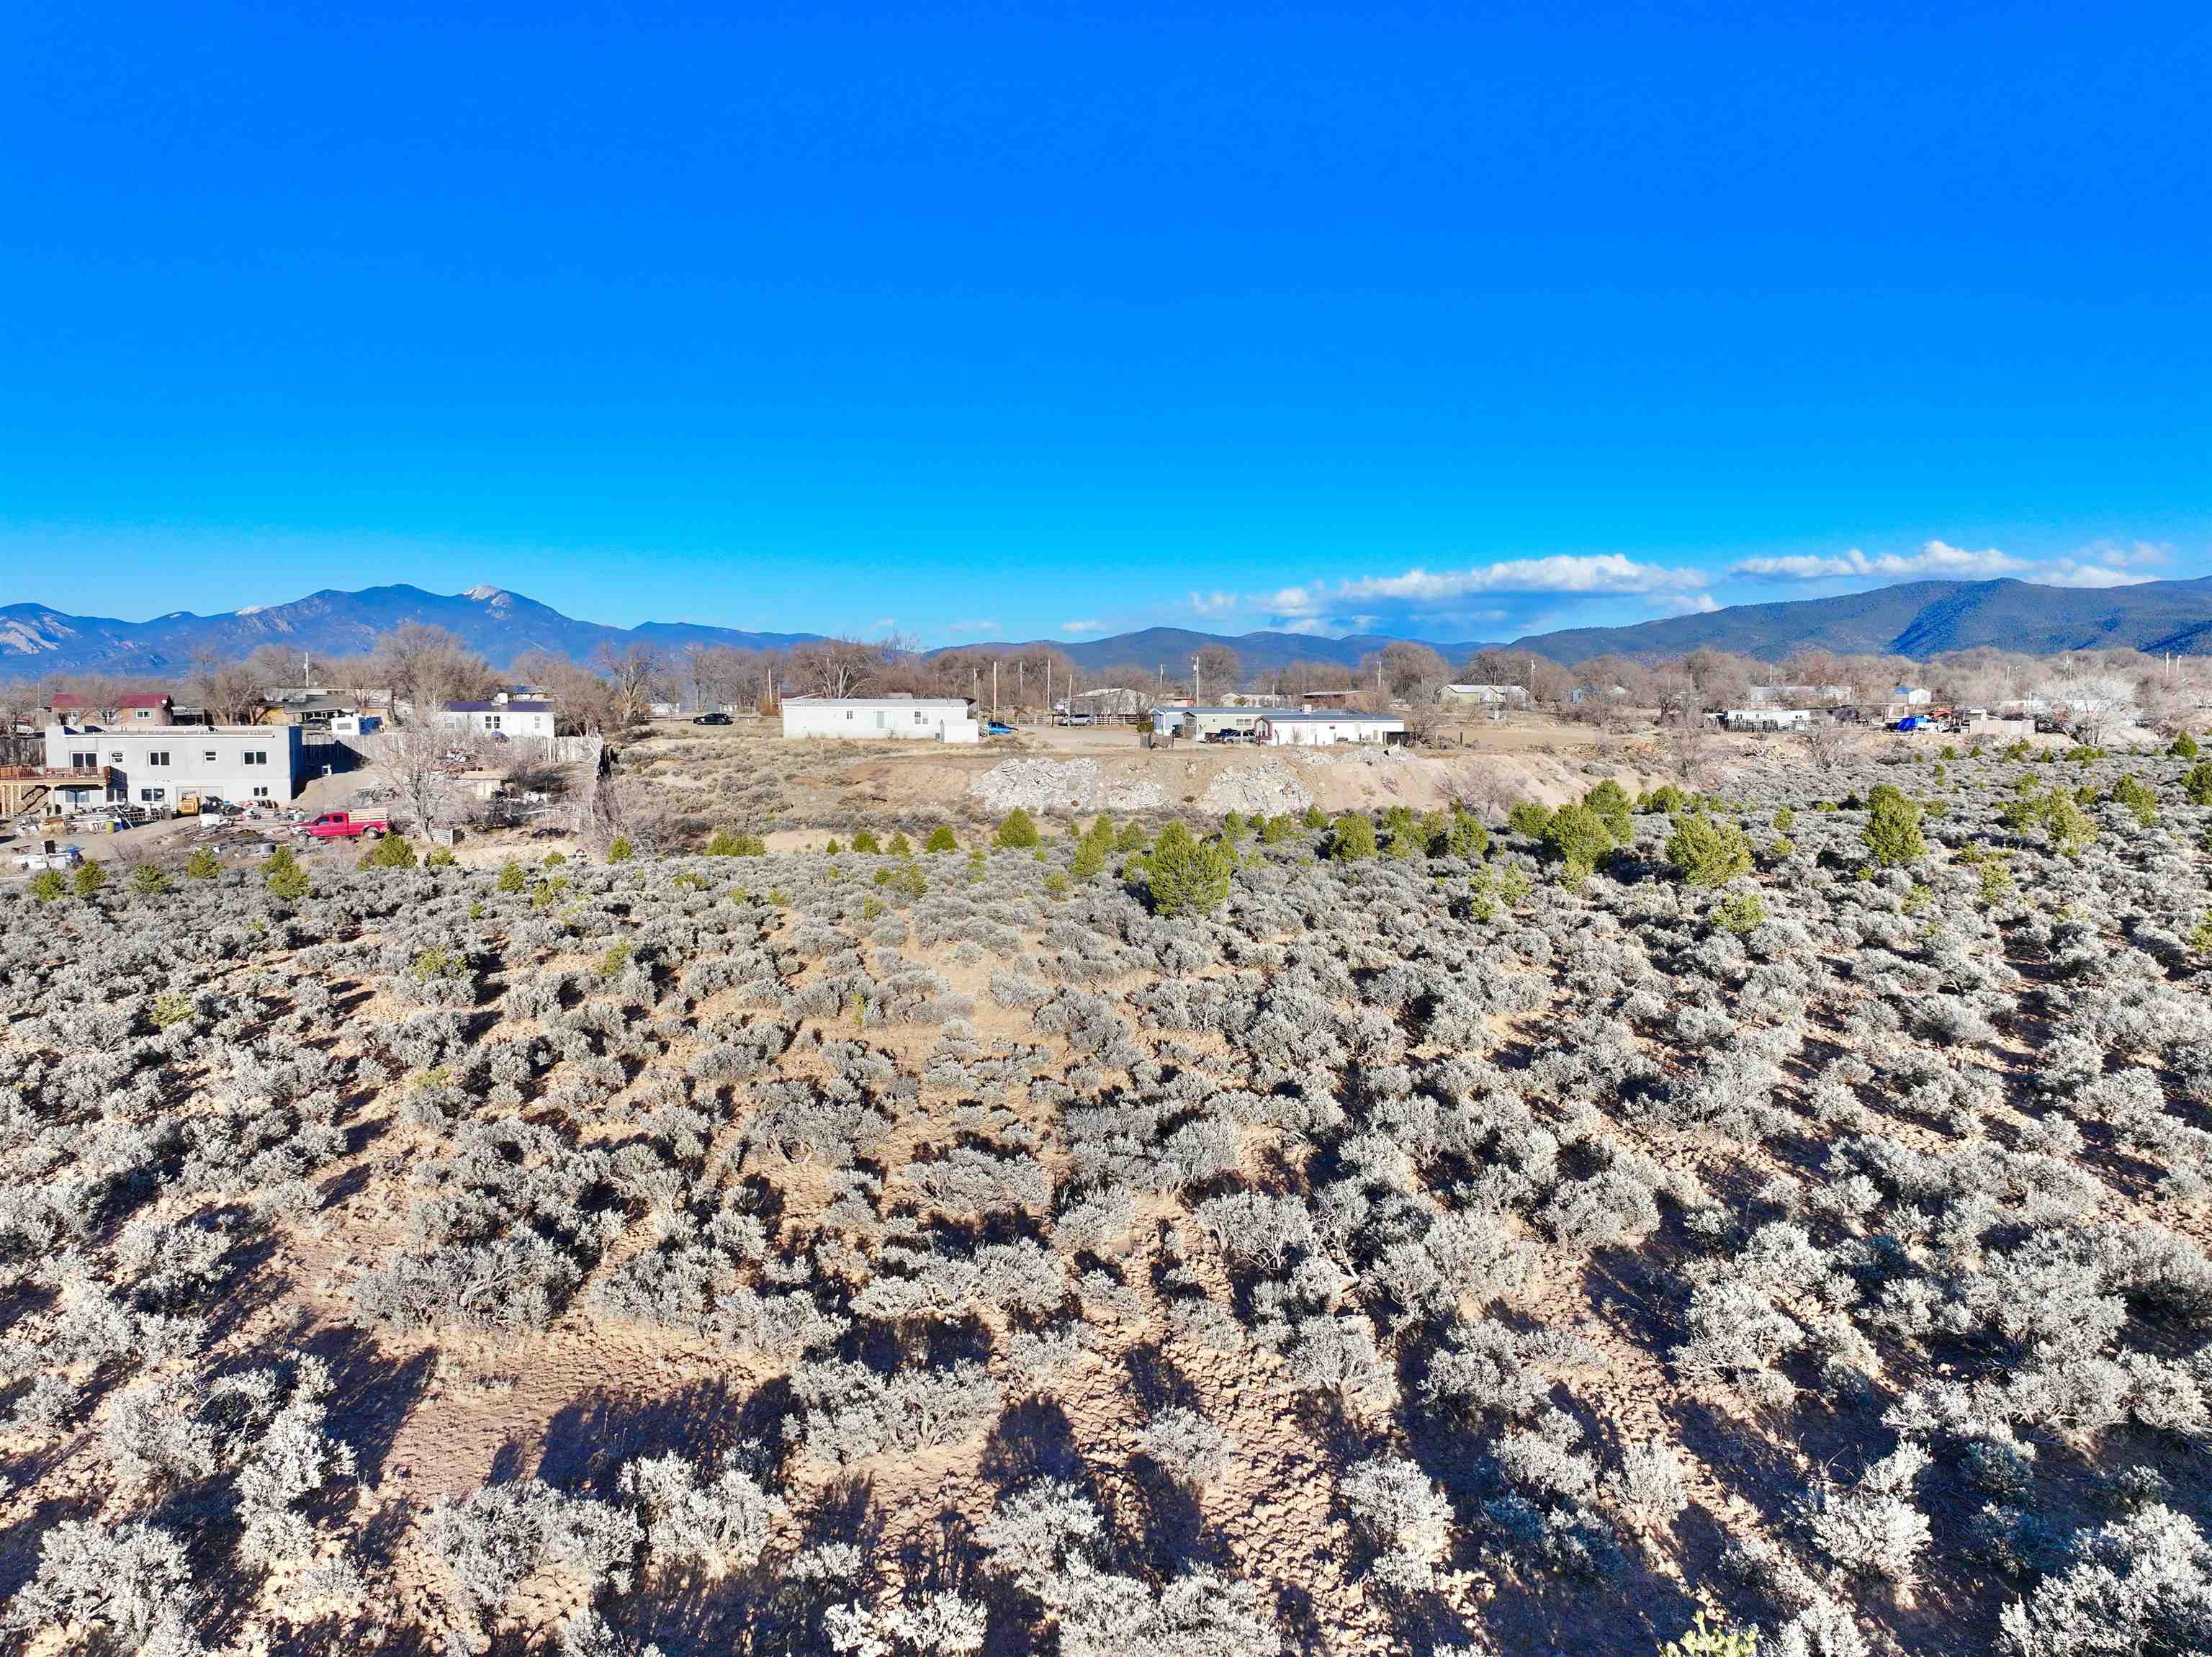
[304,810,391,840]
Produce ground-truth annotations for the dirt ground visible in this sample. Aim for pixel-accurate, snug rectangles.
[607,714,1830,851]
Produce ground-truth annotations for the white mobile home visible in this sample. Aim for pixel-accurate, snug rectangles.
[433,700,558,740]
[1252,711,1406,747]
[782,698,979,743]
[45,723,303,809]
[1712,707,1813,732]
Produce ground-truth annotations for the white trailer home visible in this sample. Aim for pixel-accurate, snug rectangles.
[1251,711,1406,747]
[1712,707,1813,732]
[45,723,303,809]
[781,697,979,743]
[433,700,558,740]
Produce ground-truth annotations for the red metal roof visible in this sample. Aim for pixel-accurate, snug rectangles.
[118,693,171,709]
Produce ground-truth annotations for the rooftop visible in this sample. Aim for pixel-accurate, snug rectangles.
[1259,710,1403,724]
[784,697,971,709]
[444,700,553,713]
[53,722,288,737]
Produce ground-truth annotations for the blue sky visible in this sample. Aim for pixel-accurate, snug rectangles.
[4,3,2207,648]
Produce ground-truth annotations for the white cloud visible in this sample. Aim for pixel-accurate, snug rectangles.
[2042,541,2170,588]
[1272,555,1709,616]
[1187,590,1238,616]
[1656,593,1721,616]
[1731,536,2176,590]
[1729,540,2028,582]
[942,619,1002,637]
[1060,619,1104,634]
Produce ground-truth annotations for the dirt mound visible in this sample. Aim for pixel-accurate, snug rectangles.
[1198,760,1313,817]
[966,758,1166,813]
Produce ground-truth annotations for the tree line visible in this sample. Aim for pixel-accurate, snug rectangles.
[2,625,2201,742]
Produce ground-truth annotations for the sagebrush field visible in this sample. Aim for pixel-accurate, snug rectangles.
[4,736,2210,1657]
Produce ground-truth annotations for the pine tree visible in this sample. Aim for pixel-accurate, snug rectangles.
[1540,802,1615,881]
[1583,780,1633,843]
[1664,812,1753,888]
[1328,814,1377,861]
[1861,786,1926,868]
[1146,823,1234,917]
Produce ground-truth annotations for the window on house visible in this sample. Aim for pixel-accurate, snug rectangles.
[69,750,95,768]
[251,786,270,799]
[204,750,217,763]
[845,709,854,719]
[109,751,123,763]
[140,787,165,803]
[914,711,925,724]
[148,751,169,766]
[242,751,267,766]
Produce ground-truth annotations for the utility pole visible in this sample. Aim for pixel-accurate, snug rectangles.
[992,659,998,721]
[1192,655,1202,706]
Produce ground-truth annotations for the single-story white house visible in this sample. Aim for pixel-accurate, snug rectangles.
[1712,707,1813,732]
[782,697,979,743]
[45,722,303,809]
[1252,711,1406,746]
[1164,706,1267,740]
[1892,685,1933,706]
[1442,683,1528,706]
[433,700,558,740]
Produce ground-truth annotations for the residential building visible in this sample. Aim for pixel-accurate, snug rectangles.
[782,697,979,742]
[433,700,557,740]
[45,691,176,725]
[1057,687,1148,722]
[1892,685,1933,706]
[1441,683,1528,707]
[1712,707,1813,732]
[43,722,302,809]
[1162,706,1267,740]
[1251,711,1406,746]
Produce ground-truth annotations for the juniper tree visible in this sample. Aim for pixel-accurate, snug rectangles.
[1665,811,1753,888]
[1862,786,1926,868]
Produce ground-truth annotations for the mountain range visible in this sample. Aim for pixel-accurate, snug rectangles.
[3,575,2211,682]
[0,585,823,680]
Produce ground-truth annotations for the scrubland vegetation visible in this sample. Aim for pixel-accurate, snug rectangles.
[4,733,2211,1656]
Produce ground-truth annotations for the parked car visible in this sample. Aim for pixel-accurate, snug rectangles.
[693,711,734,725]
[986,721,1015,736]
